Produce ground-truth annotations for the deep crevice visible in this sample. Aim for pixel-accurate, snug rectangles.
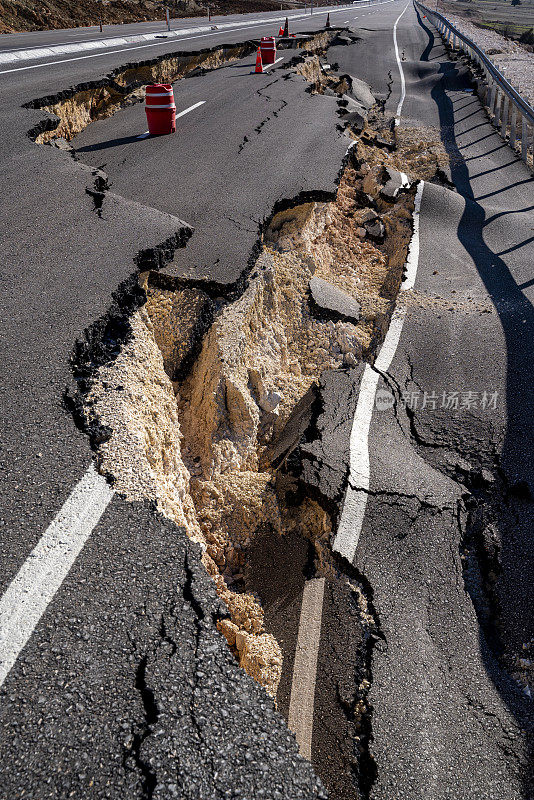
[331,551,386,800]
[58,35,445,797]
[129,656,159,800]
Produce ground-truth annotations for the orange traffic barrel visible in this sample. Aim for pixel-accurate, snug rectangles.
[260,36,276,65]
[145,84,176,135]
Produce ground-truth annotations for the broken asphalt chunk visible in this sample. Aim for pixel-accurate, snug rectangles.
[332,34,354,47]
[380,167,407,202]
[262,369,364,513]
[346,75,376,109]
[309,276,361,324]
[337,94,367,132]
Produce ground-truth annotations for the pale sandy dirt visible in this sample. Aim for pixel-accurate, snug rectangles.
[78,154,416,703]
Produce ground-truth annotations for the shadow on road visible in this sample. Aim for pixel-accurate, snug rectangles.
[75,134,149,153]
[417,7,534,794]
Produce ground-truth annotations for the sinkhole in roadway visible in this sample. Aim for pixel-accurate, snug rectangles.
[23,20,467,797]
[71,148,417,798]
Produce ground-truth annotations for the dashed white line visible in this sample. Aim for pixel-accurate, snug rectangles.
[393,2,410,125]
[262,55,284,72]
[175,100,206,118]
[333,180,425,563]
[287,577,326,760]
[0,464,113,688]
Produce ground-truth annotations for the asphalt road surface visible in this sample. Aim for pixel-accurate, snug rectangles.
[0,6,359,54]
[0,1,533,798]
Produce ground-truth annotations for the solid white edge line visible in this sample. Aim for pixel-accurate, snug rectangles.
[0,2,397,74]
[0,463,114,688]
[401,179,423,290]
[393,1,410,126]
[287,577,326,760]
[333,181,425,564]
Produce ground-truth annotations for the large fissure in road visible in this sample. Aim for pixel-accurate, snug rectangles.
[67,141,417,796]
[23,31,335,145]
[28,29,462,798]
[71,148,415,691]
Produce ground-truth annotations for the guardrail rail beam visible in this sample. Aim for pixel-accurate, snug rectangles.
[415,0,534,167]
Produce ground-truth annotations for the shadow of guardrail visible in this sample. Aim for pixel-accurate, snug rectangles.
[416,6,534,794]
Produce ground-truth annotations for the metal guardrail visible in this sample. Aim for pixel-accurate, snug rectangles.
[415,0,534,165]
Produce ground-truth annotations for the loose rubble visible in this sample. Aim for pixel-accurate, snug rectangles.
[74,151,415,703]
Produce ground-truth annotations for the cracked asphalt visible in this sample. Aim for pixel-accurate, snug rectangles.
[0,7,363,799]
[1,1,533,798]
[70,51,350,286]
[335,5,534,799]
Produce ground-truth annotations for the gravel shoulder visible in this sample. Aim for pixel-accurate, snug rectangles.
[442,11,534,105]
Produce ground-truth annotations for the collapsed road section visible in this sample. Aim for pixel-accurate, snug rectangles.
[67,149,418,798]
[18,28,430,798]
[8,13,531,800]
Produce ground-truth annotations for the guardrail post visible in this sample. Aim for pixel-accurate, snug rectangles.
[494,89,502,128]
[510,105,517,149]
[485,79,491,107]
[501,96,509,138]
[521,114,528,162]
[488,82,497,119]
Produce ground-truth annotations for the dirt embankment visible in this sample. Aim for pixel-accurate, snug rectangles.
[0,0,278,34]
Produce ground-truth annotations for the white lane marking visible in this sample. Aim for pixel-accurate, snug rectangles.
[393,2,410,125]
[0,2,397,73]
[0,27,177,53]
[333,181,424,563]
[400,178,422,291]
[0,464,113,688]
[287,577,326,760]
[0,26,269,74]
[136,131,150,138]
[262,55,284,72]
[0,5,355,69]
[175,100,206,119]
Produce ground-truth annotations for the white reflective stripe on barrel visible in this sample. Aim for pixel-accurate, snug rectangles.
[145,92,175,97]
[145,104,176,109]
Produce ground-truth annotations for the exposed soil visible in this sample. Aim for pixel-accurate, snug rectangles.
[75,151,415,703]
